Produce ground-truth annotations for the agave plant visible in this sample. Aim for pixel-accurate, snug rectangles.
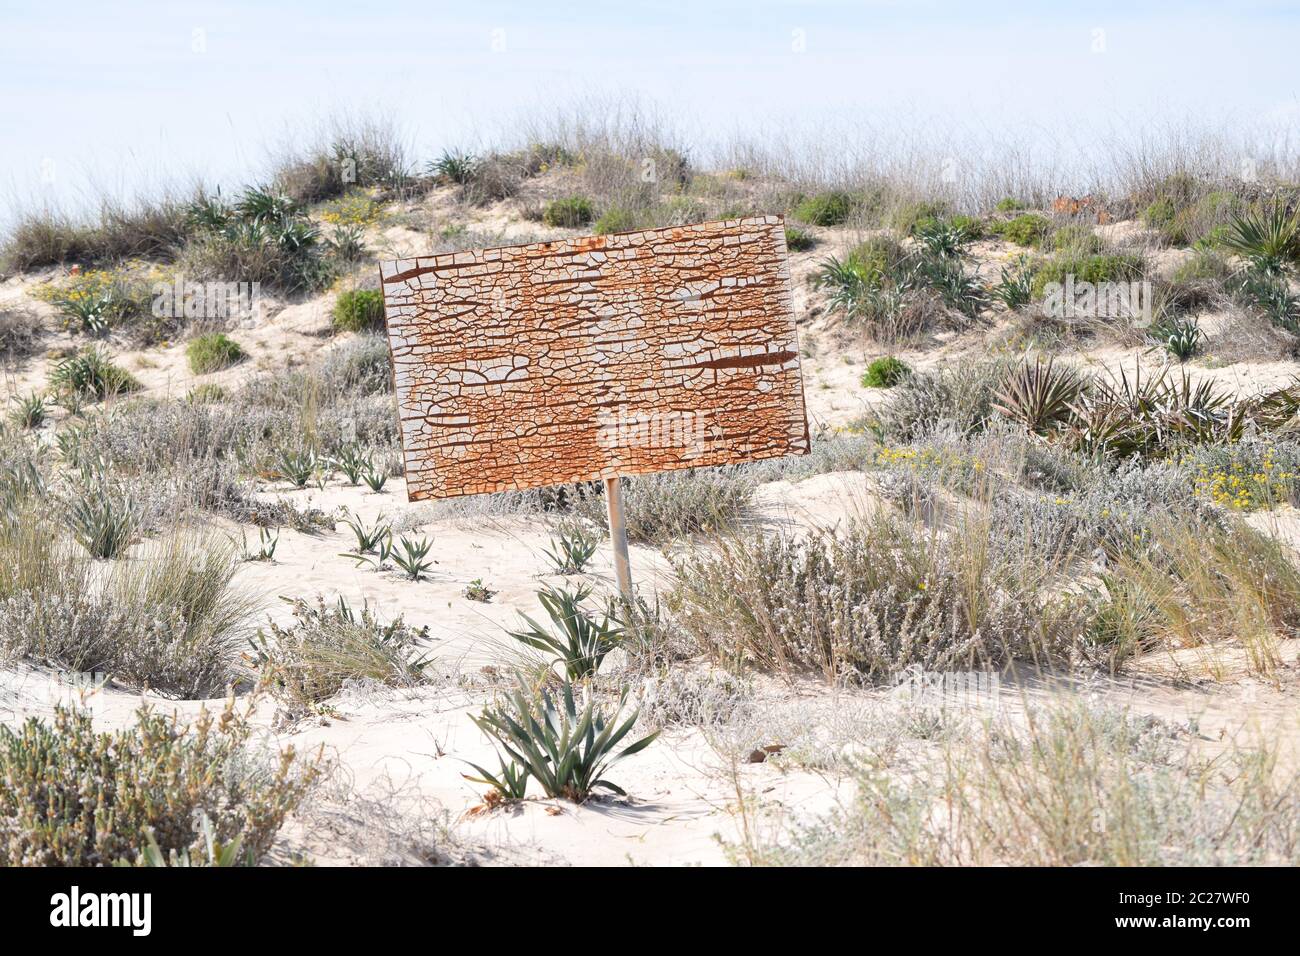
[362,458,388,493]
[1066,362,1242,458]
[1152,367,1243,446]
[9,392,47,430]
[919,255,988,318]
[470,680,658,802]
[186,193,233,231]
[340,510,390,556]
[56,288,115,336]
[331,443,368,485]
[508,583,623,680]
[392,535,434,581]
[131,814,253,867]
[273,217,319,253]
[462,755,530,801]
[274,445,319,487]
[992,355,1085,435]
[542,523,600,575]
[243,526,279,562]
[1147,314,1203,363]
[326,223,365,263]
[428,149,479,185]
[1237,271,1300,334]
[914,219,971,259]
[1253,381,1300,432]
[235,187,298,226]
[1219,204,1300,277]
[1066,396,1148,460]
[812,255,879,313]
[992,256,1034,309]
[66,477,136,559]
[48,347,141,401]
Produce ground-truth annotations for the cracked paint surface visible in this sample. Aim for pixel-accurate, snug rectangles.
[379,215,810,500]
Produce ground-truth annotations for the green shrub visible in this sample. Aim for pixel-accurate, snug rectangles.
[1143,196,1178,231]
[862,356,912,388]
[48,346,141,400]
[1030,251,1145,298]
[1048,223,1103,254]
[332,289,386,333]
[784,226,815,251]
[0,700,318,866]
[1141,179,1243,247]
[847,236,909,278]
[542,196,594,228]
[1177,192,1247,248]
[991,213,1050,247]
[593,206,639,235]
[947,214,985,240]
[657,194,708,226]
[1174,251,1230,285]
[995,197,1027,213]
[891,200,948,236]
[186,333,247,374]
[793,191,854,227]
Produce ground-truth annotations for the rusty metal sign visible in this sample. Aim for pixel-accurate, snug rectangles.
[379,215,809,501]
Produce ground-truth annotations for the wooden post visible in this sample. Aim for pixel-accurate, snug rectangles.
[603,475,633,603]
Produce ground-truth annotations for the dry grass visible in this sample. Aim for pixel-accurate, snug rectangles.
[0,520,260,698]
[724,699,1300,866]
[669,509,1078,682]
[1086,515,1300,676]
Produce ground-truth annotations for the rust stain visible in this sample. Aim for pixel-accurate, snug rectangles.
[380,215,810,501]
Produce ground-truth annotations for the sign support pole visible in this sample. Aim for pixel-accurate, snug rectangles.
[603,475,633,604]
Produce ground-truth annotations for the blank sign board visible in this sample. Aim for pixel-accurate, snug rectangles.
[379,215,810,501]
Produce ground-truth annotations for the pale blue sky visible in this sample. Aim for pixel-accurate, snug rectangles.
[2,1,1298,219]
